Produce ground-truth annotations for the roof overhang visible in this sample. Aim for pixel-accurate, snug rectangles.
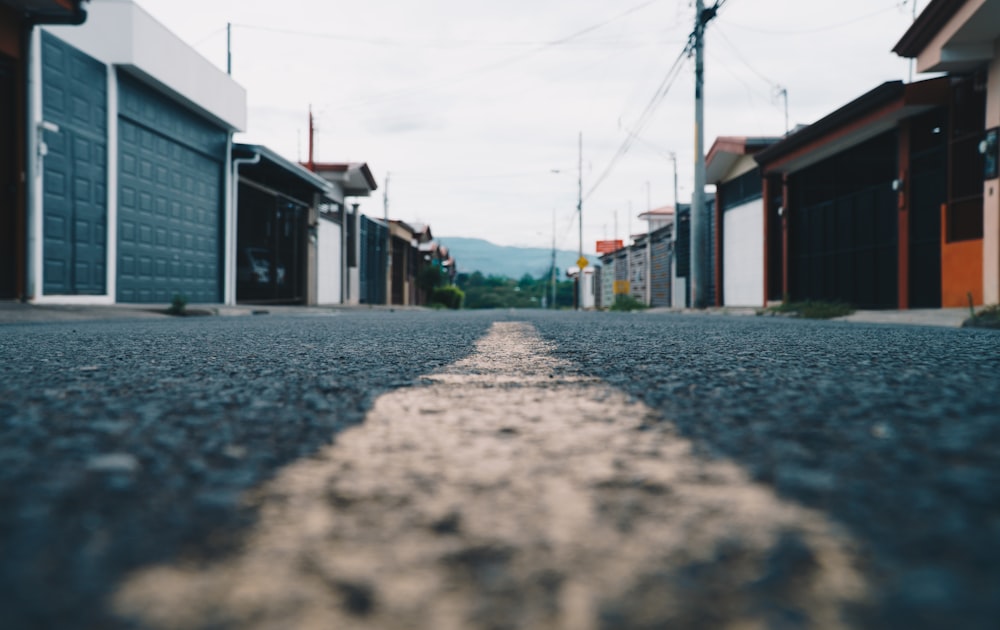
[705,136,779,183]
[755,78,950,175]
[234,143,335,205]
[1,0,86,24]
[893,0,1000,73]
[308,162,378,196]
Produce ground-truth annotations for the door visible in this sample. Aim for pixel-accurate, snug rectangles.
[909,110,946,308]
[116,75,226,303]
[40,33,108,296]
[1,55,16,298]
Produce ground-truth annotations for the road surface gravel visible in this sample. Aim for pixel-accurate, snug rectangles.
[1,309,998,629]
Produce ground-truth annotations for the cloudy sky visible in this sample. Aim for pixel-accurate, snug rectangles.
[135,0,923,257]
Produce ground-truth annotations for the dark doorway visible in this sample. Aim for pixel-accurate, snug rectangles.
[909,109,947,308]
[391,235,406,305]
[1,55,16,298]
[236,183,308,304]
[789,131,899,309]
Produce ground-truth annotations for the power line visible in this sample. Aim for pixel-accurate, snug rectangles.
[584,33,695,201]
[229,20,671,50]
[317,0,661,113]
[722,4,901,36]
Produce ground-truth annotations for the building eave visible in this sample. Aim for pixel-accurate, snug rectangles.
[754,78,949,175]
[706,136,779,183]
[234,143,335,201]
[1,0,86,24]
[893,0,966,58]
[308,162,378,196]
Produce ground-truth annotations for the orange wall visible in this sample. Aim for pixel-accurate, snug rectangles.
[941,204,984,307]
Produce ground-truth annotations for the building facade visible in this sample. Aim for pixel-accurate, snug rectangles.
[706,137,780,307]
[894,0,1000,306]
[18,0,246,305]
[756,79,960,309]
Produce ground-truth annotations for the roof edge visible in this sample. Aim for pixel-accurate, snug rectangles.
[755,81,905,167]
[893,0,965,58]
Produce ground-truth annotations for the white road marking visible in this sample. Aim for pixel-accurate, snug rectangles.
[115,321,869,629]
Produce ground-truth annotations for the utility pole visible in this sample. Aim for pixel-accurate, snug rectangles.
[383,172,391,305]
[550,208,557,309]
[776,86,789,135]
[669,152,679,306]
[307,106,315,172]
[576,131,583,311]
[627,200,632,299]
[645,181,652,306]
[691,0,714,309]
[908,1,919,82]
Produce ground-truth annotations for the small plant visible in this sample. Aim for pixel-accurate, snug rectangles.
[761,300,854,319]
[964,303,1000,329]
[609,294,648,312]
[431,285,464,310]
[167,294,188,316]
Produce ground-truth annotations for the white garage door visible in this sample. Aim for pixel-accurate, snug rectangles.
[723,200,764,307]
[317,217,342,304]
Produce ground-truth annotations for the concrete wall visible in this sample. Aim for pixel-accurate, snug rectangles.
[722,199,764,306]
[317,217,342,304]
[985,37,1000,304]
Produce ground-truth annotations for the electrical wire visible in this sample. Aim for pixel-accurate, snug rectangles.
[315,0,662,113]
[721,4,901,36]
[711,22,779,89]
[584,0,732,201]
[584,33,694,201]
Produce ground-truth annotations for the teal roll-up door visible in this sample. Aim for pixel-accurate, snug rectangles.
[116,74,227,303]
[40,32,107,295]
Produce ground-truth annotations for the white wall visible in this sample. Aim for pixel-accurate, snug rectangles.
[44,0,246,132]
[317,218,342,305]
[601,259,615,307]
[581,268,596,309]
[722,199,764,307]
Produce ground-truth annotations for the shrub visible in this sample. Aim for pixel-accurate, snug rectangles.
[431,285,464,310]
[167,294,188,316]
[609,294,648,312]
[760,300,854,319]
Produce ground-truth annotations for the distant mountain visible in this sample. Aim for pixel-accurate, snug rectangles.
[437,237,599,279]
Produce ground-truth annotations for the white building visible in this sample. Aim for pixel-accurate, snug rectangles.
[31,0,246,304]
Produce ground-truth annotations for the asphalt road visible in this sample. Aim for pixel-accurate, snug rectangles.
[1,310,997,629]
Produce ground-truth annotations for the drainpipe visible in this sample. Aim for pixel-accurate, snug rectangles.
[341,201,347,304]
[230,149,261,305]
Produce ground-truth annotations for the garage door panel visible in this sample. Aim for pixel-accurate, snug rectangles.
[116,76,226,303]
[116,121,222,302]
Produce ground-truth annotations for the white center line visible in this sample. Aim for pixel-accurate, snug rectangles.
[115,321,869,629]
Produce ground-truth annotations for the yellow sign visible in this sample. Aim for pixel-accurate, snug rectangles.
[613,280,631,294]
[576,256,589,270]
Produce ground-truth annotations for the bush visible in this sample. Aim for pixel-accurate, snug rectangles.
[760,300,854,319]
[964,303,1000,329]
[431,285,464,310]
[609,294,648,312]
[167,294,188,316]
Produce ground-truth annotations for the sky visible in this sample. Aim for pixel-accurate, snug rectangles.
[133,0,924,257]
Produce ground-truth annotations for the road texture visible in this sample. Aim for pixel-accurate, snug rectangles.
[1,309,998,629]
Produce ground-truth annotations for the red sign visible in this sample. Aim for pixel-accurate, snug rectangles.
[596,240,624,254]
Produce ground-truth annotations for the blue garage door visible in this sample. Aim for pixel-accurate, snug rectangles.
[117,74,227,303]
[40,33,107,295]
